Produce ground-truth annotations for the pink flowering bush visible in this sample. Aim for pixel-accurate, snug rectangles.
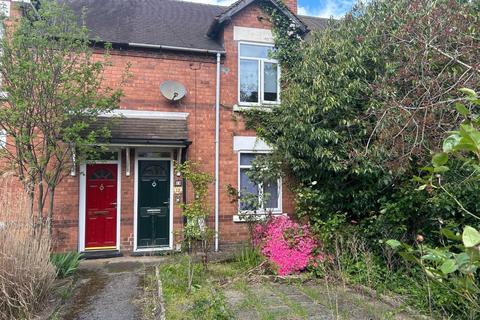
[253,215,324,275]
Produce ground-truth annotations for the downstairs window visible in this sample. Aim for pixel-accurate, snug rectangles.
[238,152,281,213]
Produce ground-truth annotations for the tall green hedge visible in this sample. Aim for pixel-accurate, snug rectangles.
[245,0,480,244]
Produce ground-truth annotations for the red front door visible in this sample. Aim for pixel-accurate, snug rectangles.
[85,164,117,250]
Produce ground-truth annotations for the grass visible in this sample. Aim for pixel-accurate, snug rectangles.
[156,247,410,320]
[141,268,162,320]
[158,255,239,320]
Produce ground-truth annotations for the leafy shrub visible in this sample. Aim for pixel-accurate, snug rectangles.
[0,177,56,319]
[159,257,234,320]
[386,89,480,319]
[388,226,480,318]
[190,293,232,320]
[253,215,324,275]
[245,0,480,249]
[50,252,82,278]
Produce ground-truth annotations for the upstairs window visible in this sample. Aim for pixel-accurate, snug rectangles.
[238,43,280,105]
[238,152,281,213]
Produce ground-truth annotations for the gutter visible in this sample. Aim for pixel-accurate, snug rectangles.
[214,53,221,252]
[128,42,225,55]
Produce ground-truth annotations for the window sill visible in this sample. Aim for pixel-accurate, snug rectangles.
[233,212,285,223]
[233,104,276,112]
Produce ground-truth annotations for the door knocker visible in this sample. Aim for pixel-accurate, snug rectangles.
[152,181,157,188]
[99,184,105,191]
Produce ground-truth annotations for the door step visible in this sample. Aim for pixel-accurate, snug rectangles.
[131,250,173,257]
[81,250,123,260]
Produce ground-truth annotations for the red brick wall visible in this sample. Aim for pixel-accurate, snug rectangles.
[216,3,295,243]
[283,0,298,14]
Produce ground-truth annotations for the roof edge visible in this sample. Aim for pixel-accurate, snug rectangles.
[207,0,308,38]
[128,42,225,55]
[91,40,225,56]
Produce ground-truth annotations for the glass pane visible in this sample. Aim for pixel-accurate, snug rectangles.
[239,60,259,103]
[240,153,257,166]
[264,62,278,102]
[264,180,279,209]
[239,168,259,210]
[138,151,171,158]
[88,150,117,161]
[240,44,274,59]
[0,130,6,148]
[90,168,114,180]
[141,165,168,178]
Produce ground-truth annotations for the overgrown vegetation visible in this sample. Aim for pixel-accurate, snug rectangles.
[50,252,82,279]
[242,0,480,318]
[0,177,56,319]
[175,161,214,292]
[387,89,480,318]
[159,257,234,320]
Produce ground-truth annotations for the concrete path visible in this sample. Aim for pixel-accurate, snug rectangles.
[61,256,166,320]
[224,281,413,320]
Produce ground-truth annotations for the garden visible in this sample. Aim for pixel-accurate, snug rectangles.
[239,0,479,318]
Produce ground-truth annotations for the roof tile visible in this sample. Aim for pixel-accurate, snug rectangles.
[63,0,329,52]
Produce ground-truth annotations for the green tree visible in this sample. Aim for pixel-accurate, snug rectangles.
[245,0,479,240]
[0,0,124,235]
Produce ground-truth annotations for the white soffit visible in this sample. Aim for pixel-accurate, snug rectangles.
[233,136,272,151]
[100,109,189,120]
[233,26,274,43]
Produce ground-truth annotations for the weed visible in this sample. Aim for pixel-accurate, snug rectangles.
[50,252,82,278]
[159,257,234,319]
[235,244,263,269]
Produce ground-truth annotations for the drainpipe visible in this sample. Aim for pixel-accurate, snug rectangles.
[214,53,221,252]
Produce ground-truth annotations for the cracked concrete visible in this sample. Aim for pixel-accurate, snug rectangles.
[60,256,166,320]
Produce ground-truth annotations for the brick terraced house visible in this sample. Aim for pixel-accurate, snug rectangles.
[0,0,327,255]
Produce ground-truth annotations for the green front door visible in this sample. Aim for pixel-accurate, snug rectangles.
[137,160,170,248]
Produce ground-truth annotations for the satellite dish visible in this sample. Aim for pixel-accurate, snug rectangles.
[160,80,186,101]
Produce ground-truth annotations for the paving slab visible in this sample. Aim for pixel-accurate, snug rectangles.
[224,280,415,320]
[60,256,167,320]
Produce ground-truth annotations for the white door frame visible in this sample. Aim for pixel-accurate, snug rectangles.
[133,149,174,252]
[78,152,122,252]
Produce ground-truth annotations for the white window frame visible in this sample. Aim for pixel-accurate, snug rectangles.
[0,129,6,148]
[238,41,281,106]
[237,151,282,214]
[0,6,9,99]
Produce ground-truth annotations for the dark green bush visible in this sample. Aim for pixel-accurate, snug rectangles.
[242,0,479,317]
[245,0,479,247]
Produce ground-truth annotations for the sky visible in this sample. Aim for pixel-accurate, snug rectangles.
[297,0,356,18]
[185,0,357,18]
